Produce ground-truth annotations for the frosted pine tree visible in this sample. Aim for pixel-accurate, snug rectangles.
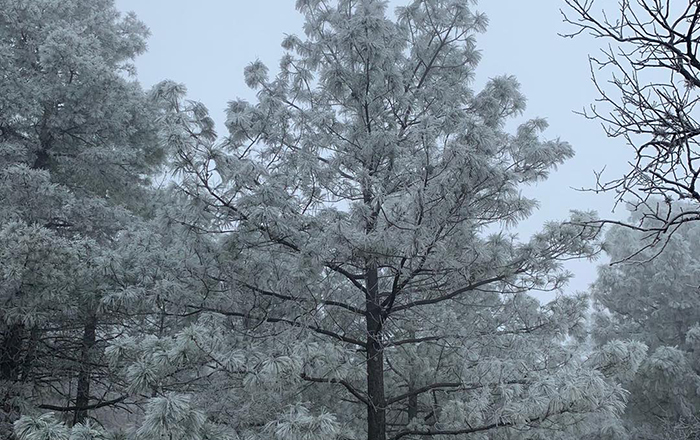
[162,1,635,439]
[0,0,167,434]
[591,203,700,439]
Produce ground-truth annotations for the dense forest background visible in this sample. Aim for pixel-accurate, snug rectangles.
[1,1,699,439]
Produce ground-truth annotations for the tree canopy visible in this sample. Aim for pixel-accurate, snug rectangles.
[1,1,693,440]
[0,0,169,435]
[156,1,629,439]
[592,204,700,439]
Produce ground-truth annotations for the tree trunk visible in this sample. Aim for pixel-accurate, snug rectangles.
[407,370,418,423]
[73,314,97,425]
[19,327,40,382]
[0,324,24,381]
[32,148,50,170]
[0,323,24,438]
[365,260,386,440]
[407,392,418,423]
[406,329,418,424]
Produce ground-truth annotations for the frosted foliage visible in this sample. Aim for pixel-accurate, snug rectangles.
[266,405,344,440]
[587,340,647,382]
[14,408,234,440]
[0,0,168,437]
[67,422,110,440]
[153,1,634,439]
[136,394,207,440]
[0,0,161,205]
[591,203,700,438]
[14,414,110,440]
[1,0,649,439]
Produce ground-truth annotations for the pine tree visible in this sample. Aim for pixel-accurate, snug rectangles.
[0,0,164,433]
[591,203,700,438]
[163,1,633,439]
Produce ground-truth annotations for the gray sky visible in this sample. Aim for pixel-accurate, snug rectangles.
[115,0,630,299]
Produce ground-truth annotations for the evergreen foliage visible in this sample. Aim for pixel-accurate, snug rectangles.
[591,204,700,438]
[156,1,635,439]
[1,0,683,439]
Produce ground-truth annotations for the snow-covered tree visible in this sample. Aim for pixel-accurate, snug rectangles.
[591,204,700,438]
[0,0,166,434]
[162,1,633,439]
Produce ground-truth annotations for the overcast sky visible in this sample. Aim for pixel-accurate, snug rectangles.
[115,0,631,299]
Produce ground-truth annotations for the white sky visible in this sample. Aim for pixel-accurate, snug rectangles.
[115,0,631,300]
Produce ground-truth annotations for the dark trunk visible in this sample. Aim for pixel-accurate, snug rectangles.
[365,261,386,440]
[73,314,97,425]
[0,324,24,382]
[406,330,418,423]
[34,106,54,171]
[408,392,418,422]
[19,327,40,382]
[34,116,53,171]
[0,323,24,438]
[32,148,50,170]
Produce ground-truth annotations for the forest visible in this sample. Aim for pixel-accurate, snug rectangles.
[1,0,700,439]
